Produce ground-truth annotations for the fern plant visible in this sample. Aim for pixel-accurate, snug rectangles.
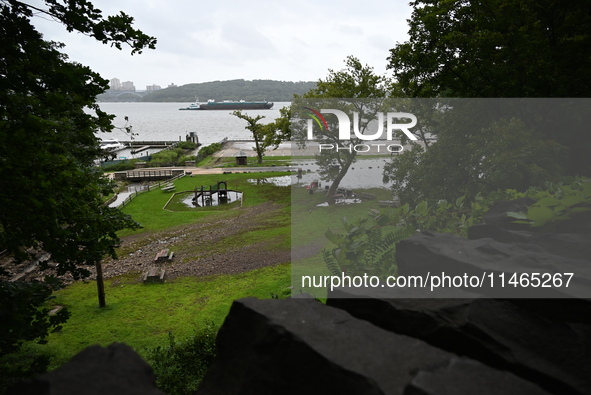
[322,213,413,279]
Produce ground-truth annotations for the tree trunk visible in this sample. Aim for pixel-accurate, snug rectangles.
[254,138,263,164]
[326,156,355,205]
[95,262,106,308]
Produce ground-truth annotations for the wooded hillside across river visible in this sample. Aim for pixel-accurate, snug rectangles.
[98,79,317,102]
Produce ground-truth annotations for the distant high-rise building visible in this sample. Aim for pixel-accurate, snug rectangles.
[146,84,162,91]
[109,78,121,90]
[121,81,136,91]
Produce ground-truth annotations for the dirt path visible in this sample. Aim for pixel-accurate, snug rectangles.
[1,202,290,284]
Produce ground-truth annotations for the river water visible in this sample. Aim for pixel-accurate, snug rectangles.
[95,101,291,147]
[97,101,394,192]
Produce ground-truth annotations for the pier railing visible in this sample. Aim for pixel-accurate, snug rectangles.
[112,172,187,208]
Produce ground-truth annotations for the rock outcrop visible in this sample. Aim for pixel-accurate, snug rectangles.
[328,288,591,394]
[197,298,549,395]
[10,343,165,395]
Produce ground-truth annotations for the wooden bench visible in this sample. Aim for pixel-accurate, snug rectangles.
[154,248,174,263]
[356,191,377,200]
[143,266,166,283]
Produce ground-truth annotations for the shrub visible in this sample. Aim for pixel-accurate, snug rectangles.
[195,143,222,163]
[147,323,218,395]
[176,141,197,150]
[101,160,137,172]
[149,148,184,167]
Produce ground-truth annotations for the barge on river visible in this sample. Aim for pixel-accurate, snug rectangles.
[179,99,273,111]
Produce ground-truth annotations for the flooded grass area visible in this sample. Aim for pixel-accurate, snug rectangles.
[247,176,291,187]
[182,190,243,208]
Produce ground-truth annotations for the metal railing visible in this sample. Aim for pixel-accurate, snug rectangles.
[116,172,186,208]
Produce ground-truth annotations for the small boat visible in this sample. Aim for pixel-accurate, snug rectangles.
[99,139,126,151]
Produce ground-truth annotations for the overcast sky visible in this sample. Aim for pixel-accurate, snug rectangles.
[29,0,413,90]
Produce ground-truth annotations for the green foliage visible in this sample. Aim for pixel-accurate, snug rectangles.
[32,0,156,54]
[387,1,591,178]
[322,191,505,277]
[389,0,591,98]
[323,178,591,278]
[0,351,50,393]
[0,280,70,357]
[0,0,153,360]
[323,214,414,279]
[0,279,70,392]
[147,324,218,395]
[148,147,186,167]
[101,159,140,172]
[176,141,198,150]
[144,143,199,167]
[195,142,222,164]
[384,112,566,205]
[262,105,292,149]
[305,56,390,99]
[1,0,150,276]
[507,177,591,228]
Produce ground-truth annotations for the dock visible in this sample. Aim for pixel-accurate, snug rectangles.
[113,169,186,181]
[120,140,179,151]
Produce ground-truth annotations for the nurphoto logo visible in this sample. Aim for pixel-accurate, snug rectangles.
[304,107,418,153]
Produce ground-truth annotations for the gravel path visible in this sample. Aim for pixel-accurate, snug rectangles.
[1,201,290,284]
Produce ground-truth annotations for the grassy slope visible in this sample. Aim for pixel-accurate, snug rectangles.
[23,171,291,369]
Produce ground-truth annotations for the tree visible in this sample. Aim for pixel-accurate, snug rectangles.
[383,101,566,205]
[262,105,292,149]
[296,56,390,203]
[231,110,268,164]
[388,0,591,98]
[384,0,591,204]
[1,0,155,320]
[231,107,292,164]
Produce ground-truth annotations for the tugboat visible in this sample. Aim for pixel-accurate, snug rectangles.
[179,102,201,110]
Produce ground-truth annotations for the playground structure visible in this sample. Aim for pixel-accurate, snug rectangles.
[192,181,241,207]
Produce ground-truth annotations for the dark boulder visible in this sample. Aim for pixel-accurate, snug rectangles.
[328,287,591,395]
[394,232,591,299]
[10,343,165,395]
[197,297,549,395]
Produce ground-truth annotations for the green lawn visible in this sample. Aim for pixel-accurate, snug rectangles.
[23,263,290,369]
